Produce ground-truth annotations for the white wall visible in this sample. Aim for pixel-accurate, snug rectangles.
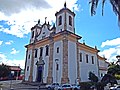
[37,25,50,40]
[99,59,108,80]
[56,13,65,33]
[79,50,99,82]
[56,12,74,33]
[66,13,74,33]
[53,40,63,84]
[25,44,50,82]
[68,41,77,84]
[25,49,32,81]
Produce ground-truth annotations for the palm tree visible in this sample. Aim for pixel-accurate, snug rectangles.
[89,0,120,26]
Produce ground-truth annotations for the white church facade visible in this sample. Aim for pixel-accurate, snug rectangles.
[24,3,108,84]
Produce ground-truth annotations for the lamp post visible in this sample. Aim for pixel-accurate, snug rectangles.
[36,57,45,90]
[116,55,120,65]
[55,59,59,83]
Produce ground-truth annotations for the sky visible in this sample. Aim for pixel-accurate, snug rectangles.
[0,0,120,69]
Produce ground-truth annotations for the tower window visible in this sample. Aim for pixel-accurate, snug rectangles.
[57,47,59,53]
[80,53,82,62]
[91,56,94,64]
[69,16,72,26]
[35,49,38,58]
[58,16,62,26]
[86,54,88,63]
[32,31,34,38]
[40,47,43,57]
[27,66,29,71]
[46,45,49,56]
[28,54,30,59]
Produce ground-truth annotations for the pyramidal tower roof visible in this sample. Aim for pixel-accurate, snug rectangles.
[55,2,75,16]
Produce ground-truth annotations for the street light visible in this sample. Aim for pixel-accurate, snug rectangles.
[55,59,59,83]
[36,57,45,90]
[116,55,120,65]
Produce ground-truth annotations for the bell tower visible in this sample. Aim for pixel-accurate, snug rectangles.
[55,2,75,33]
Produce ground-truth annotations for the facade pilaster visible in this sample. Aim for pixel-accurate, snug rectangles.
[47,38,54,84]
[76,42,80,81]
[28,44,35,82]
[23,49,28,82]
[61,34,69,83]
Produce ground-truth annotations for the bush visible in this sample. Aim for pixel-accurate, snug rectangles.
[88,72,98,83]
[79,82,94,90]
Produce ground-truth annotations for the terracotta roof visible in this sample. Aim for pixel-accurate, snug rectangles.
[9,66,21,71]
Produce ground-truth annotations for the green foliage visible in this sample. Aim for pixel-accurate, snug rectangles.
[0,64,10,78]
[88,71,98,82]
[115,74,120,80]
[108,63,120,77]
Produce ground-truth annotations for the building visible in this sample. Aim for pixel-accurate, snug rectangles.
[24,3,108,84]
[0,64,21,80]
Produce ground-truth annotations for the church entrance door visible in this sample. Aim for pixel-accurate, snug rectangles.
[37,66,42,82]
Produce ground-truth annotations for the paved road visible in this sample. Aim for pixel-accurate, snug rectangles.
[0,80,47,90]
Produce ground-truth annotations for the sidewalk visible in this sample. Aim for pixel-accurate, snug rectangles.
[0,80,47,90]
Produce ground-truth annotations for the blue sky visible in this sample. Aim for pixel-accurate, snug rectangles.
[0,0,120,69]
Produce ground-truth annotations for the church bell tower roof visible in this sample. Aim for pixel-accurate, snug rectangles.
[55,2,75,16]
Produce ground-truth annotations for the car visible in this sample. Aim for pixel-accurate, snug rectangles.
[72,84,80,90]
[110,85,120,90]
[61,84,72,90]
[46,83,60,90]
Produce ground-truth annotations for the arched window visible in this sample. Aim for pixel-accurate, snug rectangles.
[80,53,82,62]
[34,49,38,58]
[86,54,89,63]
[69,16,72,26]
[40,47,43,57]
[46,45,49,56]
[58,16,62,26]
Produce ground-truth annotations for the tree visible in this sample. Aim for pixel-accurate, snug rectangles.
[0,64,10,78]
[101,73,118,85]
[108,62,120,79]
[88,71,98,82]
[89,0,120,26]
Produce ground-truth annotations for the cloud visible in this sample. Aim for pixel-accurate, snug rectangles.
[0,41,3,45]
[101,38,120,47]
[99,38,120,62]
[0,53,25,69]
[8,60,25,69]
[5,40,13,45]
[0,0,51,15]
[0,53,7,62]
[0,0,78,38]
[10,48,19,55]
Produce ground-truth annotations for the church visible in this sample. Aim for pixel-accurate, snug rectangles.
[24,3,108,84]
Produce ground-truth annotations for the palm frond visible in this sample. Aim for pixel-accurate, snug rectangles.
[90,0,99,16]
[110,0,120,26]
[102,0,106,16]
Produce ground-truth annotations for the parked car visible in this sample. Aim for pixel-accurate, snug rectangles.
[46,83,60,90]
[72,84,80,90]
[110,85,120,90]
[61,84,72,90]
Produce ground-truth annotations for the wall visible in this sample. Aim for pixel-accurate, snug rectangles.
[53,40,63,83]
[24,49,32,81]
[79,50,99,82]
[68,41,77,84]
